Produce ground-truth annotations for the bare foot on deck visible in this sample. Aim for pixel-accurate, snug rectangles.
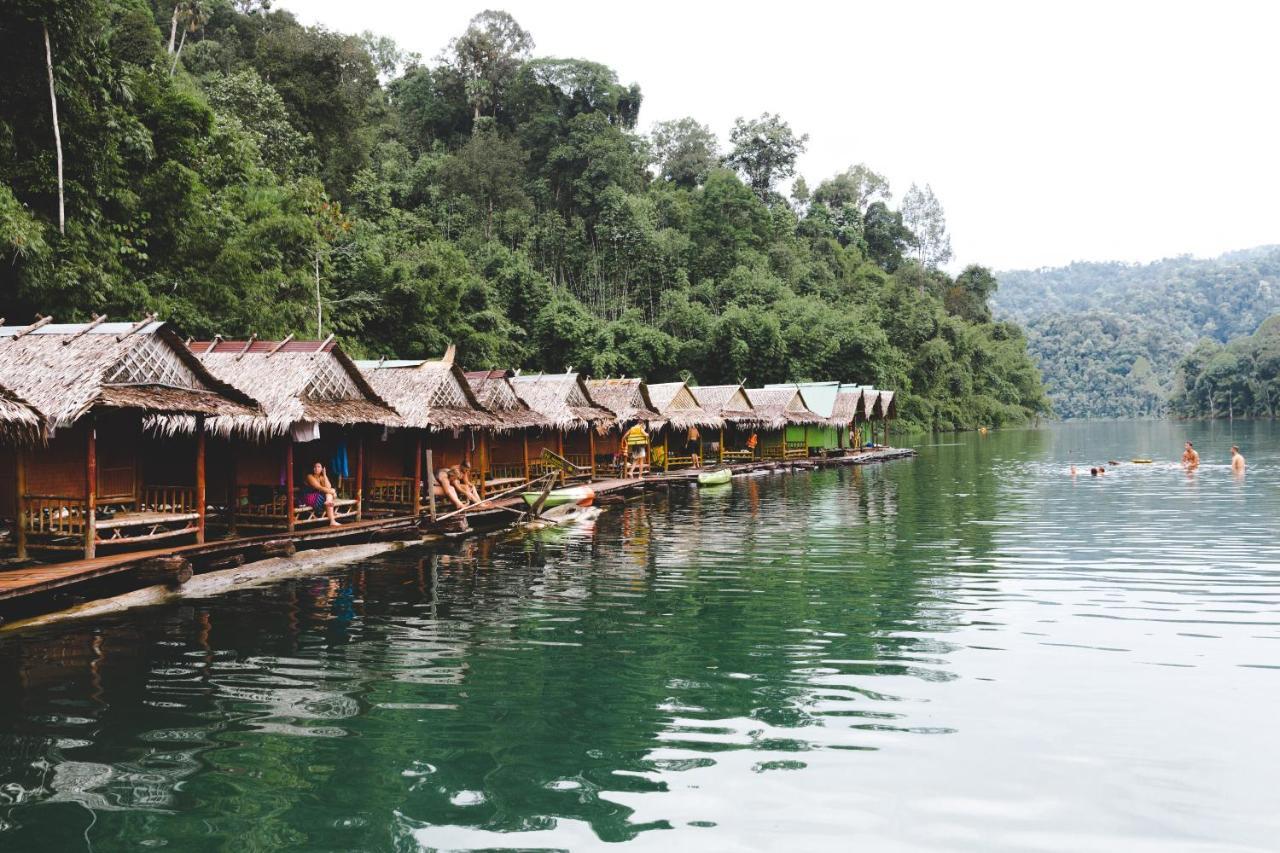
[330,521,341,527]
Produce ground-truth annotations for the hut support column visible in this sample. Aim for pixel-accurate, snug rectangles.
[85,420,97,560]
[228,442,238,537]
[479,431,489,497]
[588,430,596,480]
[663,431,670,473]
[718,427,724,464]
[804,424,810,457]
[557,431,565,484]
[425,449,437,521]
[195,416,206,544]
[355,434,364,520]
[15,448,27,560]
[522,432,530,482]
[412,434,423,516]
[285,440,295,532]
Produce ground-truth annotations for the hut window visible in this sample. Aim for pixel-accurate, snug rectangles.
[305,358,361,400]
[106,335,201,389]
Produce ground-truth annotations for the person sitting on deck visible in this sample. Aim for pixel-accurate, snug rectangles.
[437,461,481,510]
[304,462,341,527]
[623,423,649,478]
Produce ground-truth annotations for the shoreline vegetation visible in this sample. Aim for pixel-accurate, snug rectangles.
[1,1,1046,433]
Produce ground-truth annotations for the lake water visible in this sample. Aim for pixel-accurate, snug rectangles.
[1,420,1277,852]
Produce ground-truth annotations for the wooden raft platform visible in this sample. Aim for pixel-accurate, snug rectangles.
[0,447,916,610]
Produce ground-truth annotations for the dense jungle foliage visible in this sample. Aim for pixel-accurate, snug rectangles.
[995,247,1280,418]
[0,0,1048,430]
[1169,315,1280,418]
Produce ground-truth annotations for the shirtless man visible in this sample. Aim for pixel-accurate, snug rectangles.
[1231,445,1246,474]
[437,460,480,510]
[1181,441,1200,469]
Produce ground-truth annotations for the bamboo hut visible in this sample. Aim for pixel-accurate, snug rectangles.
[830,388,865,450]
[766,382,842,453]
[0,318,259,559]
[465,369,553,486]
[509,373,613,481]
[184,338,399,532]
[875,390,897,445]
[585,378,662,476]
[744,387,827,460]
[645,382,723,471]
[356,352,499,513]
[691,384,764,462]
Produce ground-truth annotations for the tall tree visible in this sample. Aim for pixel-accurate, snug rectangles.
[901,182,952,269]
[42,21,63,234]
[811,164,890,216]
[450,9,533,124]
[650,117,718,188]
[725,113,807,201]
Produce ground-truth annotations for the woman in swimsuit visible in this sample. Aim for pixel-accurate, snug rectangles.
[305,462,340,526]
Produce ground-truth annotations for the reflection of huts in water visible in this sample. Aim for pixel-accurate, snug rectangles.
[181,338,400,532]
[509,373,613,481]
[0,318,259,560]
[464,369,553,488]
[356,351,498,513]
[643,382,723,470]
[690,384,765,462]
[584,378,662,474]
[744,387,828,460]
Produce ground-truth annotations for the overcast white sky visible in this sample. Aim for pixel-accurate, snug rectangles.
[281,0,1279,271]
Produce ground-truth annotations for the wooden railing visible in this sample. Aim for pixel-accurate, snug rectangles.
[565,452,592,471]
[367,476,416,508]
[487,462,527,481]
[22,495,89,538]
[140,485,197,514]
[722,449,754,462]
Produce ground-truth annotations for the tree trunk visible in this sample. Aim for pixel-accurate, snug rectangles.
[43,24,64,235]
[315,247,323,337]
[168,5,180,54]
[170,27,188,76]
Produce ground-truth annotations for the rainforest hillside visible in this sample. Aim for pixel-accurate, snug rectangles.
[0,0,1048,430]
[995,247,1280,418]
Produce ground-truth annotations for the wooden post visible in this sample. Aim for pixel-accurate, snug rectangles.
[479,431,489,497]
[285,439,295,532]
[425,448,437,521]
[85,419,97,560]
[355,433,364,520]
[557,430,566,484]
[588,429,596,480]
[15,447,27,560]
[804,424,810,457]
[719,427,724,463]
[663,430,670,473]
[227,439,238,537]
[195,416,206,544]
[412,434,423,516]
[522,431,530,481]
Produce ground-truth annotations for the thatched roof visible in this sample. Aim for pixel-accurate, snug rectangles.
[184,339,399,438]
[464,370,552,430]
[877,390,897,419]
[691,384,767,428]
[356,358,497,431]
[767,382,840,418]
[0,318,258,430]
[858,388,883,419]
[509,373,613,431]
[646,382,723,430]
[831,389,863,425]
[585,378,662,425]
[744,387,828,429]
[0,382,44,444]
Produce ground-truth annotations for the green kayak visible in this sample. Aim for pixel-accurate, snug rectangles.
[521,485,595,509]
[697,468,732,486]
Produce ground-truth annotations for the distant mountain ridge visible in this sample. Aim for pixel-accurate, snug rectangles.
[993,246,1280,418]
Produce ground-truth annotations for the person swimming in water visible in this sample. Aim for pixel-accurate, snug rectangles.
[1231,445,1246,474]
[1182,441,1200,469]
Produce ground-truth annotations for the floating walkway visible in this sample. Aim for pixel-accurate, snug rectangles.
[0,447,914,620]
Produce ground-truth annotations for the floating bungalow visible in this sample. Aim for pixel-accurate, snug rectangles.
[645,382,724,471]
[509,373,614,481]
[356,349,499,515]
[0,318,260,559]
[185,337,400,532]
[464,369,554,487]
[766,381,845,454]
[831,388,866,450]
[690,384,766,462]
[744,387,828,460]
[585,378,662,475]
[875,390,897,444]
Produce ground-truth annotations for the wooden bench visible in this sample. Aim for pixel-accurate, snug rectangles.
[721,449,754,462]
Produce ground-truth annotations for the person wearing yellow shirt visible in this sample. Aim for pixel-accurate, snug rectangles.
[623,423,649,478]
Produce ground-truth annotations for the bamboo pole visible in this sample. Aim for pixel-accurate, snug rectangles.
[15,447,27,560]
[228,440,238,537]
[479,430,490,497]
[412,434,423,516]
[719,426,724,463]
[84,420,96,559]
[522,431,530,481]
[557,430,565,484]
[285,440,295,532]
[195,416,206,544]
[588,429,596,480]
[355,433,364,520]
[664,430,670,473]
[425,448,437,521]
